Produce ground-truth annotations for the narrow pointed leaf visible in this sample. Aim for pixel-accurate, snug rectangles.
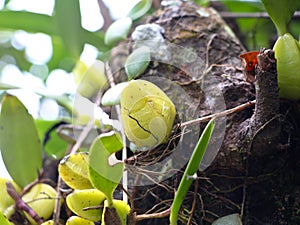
[169,119,215,225]
[0,95,42,188]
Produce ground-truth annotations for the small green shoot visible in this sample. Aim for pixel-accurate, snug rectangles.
[169,118,215,225]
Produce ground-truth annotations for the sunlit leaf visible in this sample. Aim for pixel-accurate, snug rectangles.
[66,189,105,222]
[262,0,300,35]
[125,46,151,80]
[0,95,42,188]
[0,211,10,225]
[101,82,129,106]
[104,17,132,46]
[127,0,152,21]
[59,152,94,190]
[88,131,123,206]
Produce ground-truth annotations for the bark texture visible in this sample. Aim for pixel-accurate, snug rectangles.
[109,2,299,224]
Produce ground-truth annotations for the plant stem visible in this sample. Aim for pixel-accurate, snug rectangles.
[180,100,255,128]
[6,182,43,224]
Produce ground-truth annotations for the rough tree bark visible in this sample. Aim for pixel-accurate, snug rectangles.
[109,2,300,225]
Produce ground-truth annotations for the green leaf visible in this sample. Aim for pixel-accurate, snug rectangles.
[169,119,215,225]
[0,211,10,225]
[127,0,152,21]
[0,9,108,73]
[222,1,272,50]
[0,11,57,35]
[212,213,242,225]
[0,95,42,188]
[88,131,123,206]
[0,82,19,90]
[101,82,129,106]
[125,46,151,80]
[104,17,132,46]
[262,0,300,35]
[54,0,84,59]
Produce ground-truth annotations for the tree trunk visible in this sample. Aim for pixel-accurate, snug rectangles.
[110,2,300,224]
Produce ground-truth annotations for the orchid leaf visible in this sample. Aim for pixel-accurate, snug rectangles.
[88,131,123,206]
[262,0,300,35]
[0,95,42,188]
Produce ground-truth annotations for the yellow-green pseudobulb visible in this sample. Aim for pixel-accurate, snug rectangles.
[120,80,176,149]
[273,33,300,100]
